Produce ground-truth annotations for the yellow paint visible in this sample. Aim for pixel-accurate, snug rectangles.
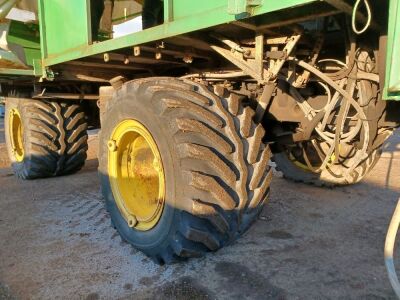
[289,143,341,171]
[108,119,165,231]
[329,152,336,164]
[9,108,24,162]
[289,152,311,171]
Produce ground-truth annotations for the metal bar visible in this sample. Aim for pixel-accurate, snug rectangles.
[384,0,400,100]
[232,20,258,31]
[38,0,47,60]
[92,53,185,65]
[140,46,212,60]
[62,60,149,71]
[255,33,264,80]
[33,93,99,100]
[267,32,302,80]
[164,0,173,22]
[324,0,364,19]
[171,35,213,51]
[0,68,35,76]
[210,45,263,81]
[324,0,378,30]
[86,0,93,45]
[256,10,337,33]
[324,0,357,15]
[255,83,276,122]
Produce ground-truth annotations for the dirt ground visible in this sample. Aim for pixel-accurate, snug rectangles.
[0,117,400,300]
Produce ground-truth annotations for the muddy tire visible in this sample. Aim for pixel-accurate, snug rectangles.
[272,149,382,187]
[273,72,391,186]
[99,78,272,263]
[5,97,88,179]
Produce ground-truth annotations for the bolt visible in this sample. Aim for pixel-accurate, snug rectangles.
[124,56,130,65]
[104,53,110,62]
[128,215,138,228]
[183,54,193,64]
[133,46,141,56]
[155,49,162,60]
[107,139,118,152]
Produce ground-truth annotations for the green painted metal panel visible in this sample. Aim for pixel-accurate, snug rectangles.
[7,21,40,50]
[227,0,262,15]
[40,0,318,67]
[173,0,226,20]
[384,0,400,100]
[7,21,41,67]
[38,0,91,59]
[0,68,35,76]
[0,21,40,77]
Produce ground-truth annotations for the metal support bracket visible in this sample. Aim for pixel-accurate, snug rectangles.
[292,34,324,87]
[210,32,301,84]
[210,32,267,83]
[266,33,302,81]
[210,44,266,82]
[228,0,262,15]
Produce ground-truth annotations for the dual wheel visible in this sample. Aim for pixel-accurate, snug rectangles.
[5,79,273,263]
[5,97,88,179]
[6,77,386,263]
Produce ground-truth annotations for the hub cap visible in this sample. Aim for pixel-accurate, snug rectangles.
[108,120,165,231]
[9,108,24,162]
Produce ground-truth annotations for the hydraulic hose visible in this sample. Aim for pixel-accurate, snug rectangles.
[385,198,400,299]
[352,0,372,35]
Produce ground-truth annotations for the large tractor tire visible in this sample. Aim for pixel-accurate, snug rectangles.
[272,146,382,187]
[273,60,392,186]
[99,78,272,263]
[5,97,88,179]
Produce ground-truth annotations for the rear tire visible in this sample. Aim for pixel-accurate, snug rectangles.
[99,78,272,263]
[272,148,382,186]
[273,58,392,186]
[5,97,88,179]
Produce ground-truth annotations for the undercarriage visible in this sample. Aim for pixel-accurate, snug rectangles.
[1,0,400,263]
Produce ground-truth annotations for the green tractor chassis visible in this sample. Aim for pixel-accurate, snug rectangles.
[1,0,399,263]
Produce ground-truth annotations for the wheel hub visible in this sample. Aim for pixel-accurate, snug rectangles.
[9,108,24,162]
[108,120,165,231]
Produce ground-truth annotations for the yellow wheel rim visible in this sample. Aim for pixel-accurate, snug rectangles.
[108,119,165,231]
[289,143,342,171]
[288,151,312,171]
[9,108,24,162]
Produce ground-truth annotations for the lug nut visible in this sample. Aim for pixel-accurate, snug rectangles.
[107,139,117,152]
[128,215,138,228]
[155,49,162,60]
[183,54,193,64]
[133,46,141,56]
